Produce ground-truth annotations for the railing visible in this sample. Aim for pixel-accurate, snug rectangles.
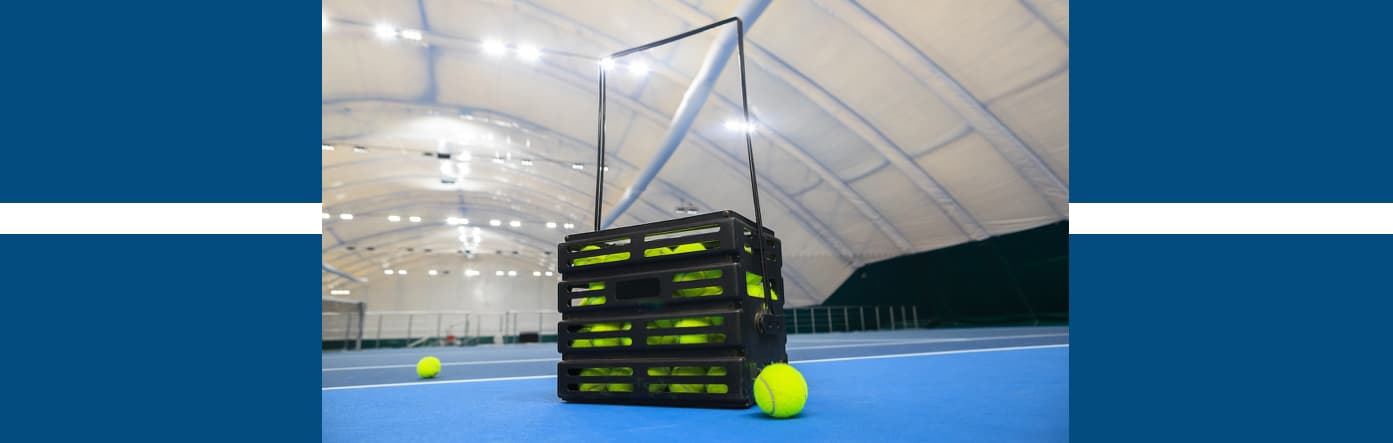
[783,305,921,334]
[322,310,563,351]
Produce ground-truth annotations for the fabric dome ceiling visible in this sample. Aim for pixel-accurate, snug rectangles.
[322,0,1070,307]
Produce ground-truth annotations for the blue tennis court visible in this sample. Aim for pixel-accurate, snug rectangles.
[323,327,1068,442]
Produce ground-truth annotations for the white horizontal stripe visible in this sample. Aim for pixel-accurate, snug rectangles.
[785,333,1067,351]
[794,344,1069,364]
[1070,203,1393,234]
[322,375,558,391]
[0,203,322,234]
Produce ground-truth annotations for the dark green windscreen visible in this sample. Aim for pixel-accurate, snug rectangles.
[821,221,1068,327]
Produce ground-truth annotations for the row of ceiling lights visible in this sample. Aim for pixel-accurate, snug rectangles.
[322,142,605,172]
[322,12,658,76]
[323,213,575,230]
[382,269,555,277]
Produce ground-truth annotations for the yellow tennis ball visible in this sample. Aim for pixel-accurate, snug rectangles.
[647,367,671,393]
[706,366,728,394]
[416,356,441,379]
[670,366,705,393]
[579,367,607,392]
[587,323,630,347]
[674,318,711,344]
[669,242,708,255]
[608,367,634,392]
[754,364,807,418]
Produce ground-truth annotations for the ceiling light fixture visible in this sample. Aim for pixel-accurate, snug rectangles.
[409,216,422,223]
[628,62,648,76]
[374,23,397,40]
[489,219,502,226]
[509,220,521,227]
[482,39,506,56]
[339,214,354,220]
[400,29,423,41]
[545,222,556,229]
[388,215,401,222]
[598,57,615,71]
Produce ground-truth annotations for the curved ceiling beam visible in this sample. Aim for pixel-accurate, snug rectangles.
[657,0,990,241]
[518,0,918,250]
[814,0,1069,217]
[323,99,717,223]
[324,97,859,269]
[321,174,593,223]
[323,16,863,267]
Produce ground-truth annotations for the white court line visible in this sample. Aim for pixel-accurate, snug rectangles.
[786,333,1067,351]
[321,375,557,391]
[322,357,560,372]
[320,333,1068,372]
[793,344,1069,364]
[321,344,1069,391]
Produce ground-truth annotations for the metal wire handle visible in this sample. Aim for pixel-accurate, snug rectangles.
[593,17,776,316]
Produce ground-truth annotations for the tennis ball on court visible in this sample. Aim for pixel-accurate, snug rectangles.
[579,367,607,392]
[416,356,441,379]
[670,366,705,393]
[754,364,807,418]
[675,318,712,344]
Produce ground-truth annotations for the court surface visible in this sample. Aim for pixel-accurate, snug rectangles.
[323,326,1068,442]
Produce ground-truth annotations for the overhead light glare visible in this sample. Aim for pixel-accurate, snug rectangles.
[517,44,541,61]
[388,215,401,222]
[628,62,648,76]
[400,29,423,41]
[545,222,556,229]
[374,23,397,40]
[509,220,521,227]
[489,219,502,226]
[322,144,334,151]
[409,216,422,223]
[482,39,506,56]
[339,213,354,220]
[599,58,615,71]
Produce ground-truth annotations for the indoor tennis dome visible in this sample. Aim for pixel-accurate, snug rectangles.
[322,0,1069,313]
